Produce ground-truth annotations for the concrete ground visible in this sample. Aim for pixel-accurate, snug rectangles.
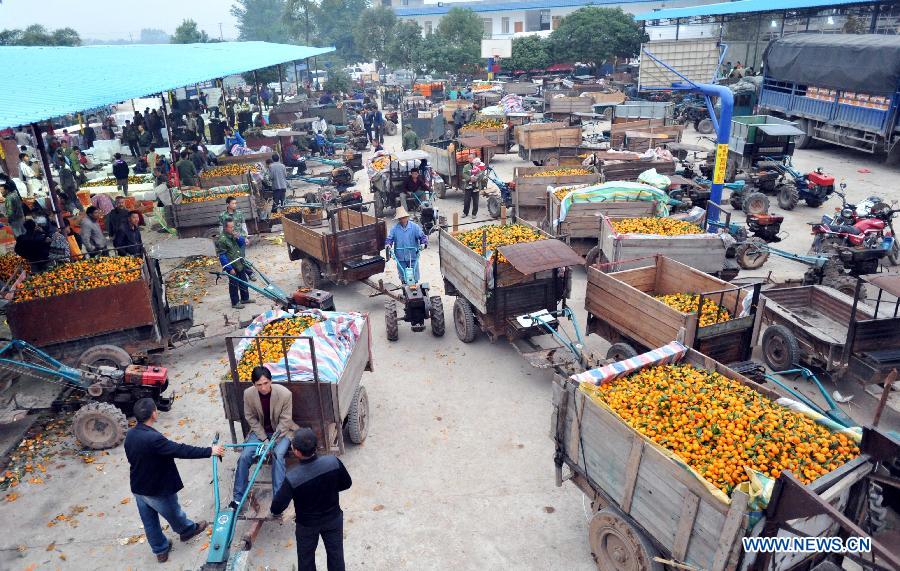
[0,116,898,570]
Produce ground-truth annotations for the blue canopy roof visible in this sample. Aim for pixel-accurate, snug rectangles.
[0,42,334,129]
[636,0,871,20]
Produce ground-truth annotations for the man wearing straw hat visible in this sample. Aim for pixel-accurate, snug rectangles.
[385,207,427,283]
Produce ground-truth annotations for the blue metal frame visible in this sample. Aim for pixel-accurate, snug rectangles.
[207,432,281,566]
[0,339,85,386]
[389,245,421,286]
[525,307,587,367]
[763,368,855,429]
[211,258,293,307]
[641,47,734,224]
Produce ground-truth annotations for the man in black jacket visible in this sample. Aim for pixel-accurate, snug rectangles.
[114,210,144,256]
[271,428,352,571]
[124,398,224,563]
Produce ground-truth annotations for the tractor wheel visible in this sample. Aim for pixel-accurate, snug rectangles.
[777,184,799,210]
[823,275,867,301]
[487,195,501,219]
[742,192,770,215]
[735,238,769,270]
[805,197,824,207]
[761,324,800,371]
[435,179,447,199]
[72,402,128,450]
[729,193,744,211]
[303,192,318,205]
[385,301,399,341]
[373,191,385,218]
[606,342,638,362]
[202,226,221,241]
[347,386,369,444]
[888,238,900,266]
[696,118,714,135]
[584,246,601,269]
[453,297,477,343]
[533,160,544,167]
[429,296,445,337]
[589,508,664,571]
[603,107,614,121]
[78,344,132,370]
[794,119,812,149]
[300,258,322,289]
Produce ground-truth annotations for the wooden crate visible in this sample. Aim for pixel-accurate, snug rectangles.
[601,159,677,182]
[173,194,256,230]
[548,196,656,240]
[610,120,683,150]
[458,125,508,151]
[515,122,582,150]
[598,215,726,274]
[442,100,474,121]
[282,212,328,262]
[513,166,602,221]
[585,256,760,363]
[546,96,595,115]
[552,346,869,571]
[200,173,253,189]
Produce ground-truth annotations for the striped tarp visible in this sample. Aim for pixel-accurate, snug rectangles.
[572,341,688,386]
[235,309,366,383]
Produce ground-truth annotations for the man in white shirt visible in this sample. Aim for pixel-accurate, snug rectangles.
[17,153,38,197]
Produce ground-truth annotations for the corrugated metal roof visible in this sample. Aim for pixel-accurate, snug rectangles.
[0,42,334,129]
[396,0,655,17]
[636,0,872,21]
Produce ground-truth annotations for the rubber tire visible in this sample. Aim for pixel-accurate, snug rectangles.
[742,192,770,215]
[453,297,477,343]
[300,258,322,289]
[761,324,800,371]
[429,296,445,337]
[735,238,769,270]
[729,194,744,210]
[805,197,824,208]
[487,195,501,219]
[823,275,867,301]
[78,344,132,370]
[72,402,128,450]
[435,179,447,199]
[889,238,900,266]
[385,301,399,342]
[777,184,799,210]
[589,509,664,571]
[303,192,318,205]
[696,118,714,135]
[607,342,638,362]
[584,245,601,269]
[347,385,369,444]
[532,160,544,167]
[794,118,812,149]
[202,226,221,241]
[373,191,385,218]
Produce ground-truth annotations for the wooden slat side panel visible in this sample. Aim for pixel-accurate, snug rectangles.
[336,318,369,419]
[852,317,900,352]
[174,195,255,228]
[283,216,327,261]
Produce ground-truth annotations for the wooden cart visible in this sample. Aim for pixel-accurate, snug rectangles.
[552,345,899,571]
[514,122,582,166]
[513,166,602,222]
[438,218,585,368]
[171,192,263,239]
[545,194,657,260]
[422,136,495,197]
[758,277,900,385]
[585,255,762,364]
[596,214,736,279]
[457,124,509,154]
[284,205,387,289]
[220,314,373,455]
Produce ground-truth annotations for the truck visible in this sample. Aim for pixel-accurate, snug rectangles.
[758,34,900,162]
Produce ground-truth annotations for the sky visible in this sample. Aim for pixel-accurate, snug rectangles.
[0,0,241,41]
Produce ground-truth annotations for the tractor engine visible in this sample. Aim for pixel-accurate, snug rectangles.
[403,284,427,331]
[806,171,835,199]
[87,365,172,415]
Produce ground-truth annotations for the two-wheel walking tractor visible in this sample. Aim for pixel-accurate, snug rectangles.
[376,246,445,341]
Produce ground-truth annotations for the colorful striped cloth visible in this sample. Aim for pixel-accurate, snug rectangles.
[235,309,367,383]
[572,341,688,386]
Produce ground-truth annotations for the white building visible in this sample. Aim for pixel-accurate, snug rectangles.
[391,0,722,39]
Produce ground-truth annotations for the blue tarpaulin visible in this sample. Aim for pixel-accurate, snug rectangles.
[0,42,334,129]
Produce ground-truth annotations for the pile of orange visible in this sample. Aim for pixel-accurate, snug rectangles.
[14,256,143,302]
[611,217,703,236]
[654,293,731,327]
[0,253,27,281]
[236,315,323,380]
[582,364,859,494]
[182,191,249,205]
[272,206,304,220]
[455,223,543,264]
[199,164,260,179]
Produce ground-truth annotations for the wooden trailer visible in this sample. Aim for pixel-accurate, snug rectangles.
[284,206,387,288]
[545,193,657,259]
[514,122,582,166]
[171,192,261,239]
[552,345,899,571]
[584,255,762,364]
[513,166,601,222]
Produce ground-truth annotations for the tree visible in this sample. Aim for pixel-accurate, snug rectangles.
[0,24,81,46]
[232,0,291,42]
[0,29,23,46]
[51,28,81,46]
[354,7,397,65]
[324,69,352,93]
[549,8,645,70]
[140,28,170,43]
[420,8,482,73]
[507,35,550,72]
[285,0,321,44]
[316,0,367,62]
[171,19,209,44]
[386,20,423,69]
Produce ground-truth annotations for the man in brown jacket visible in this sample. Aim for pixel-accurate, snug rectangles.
[231,366,297,508]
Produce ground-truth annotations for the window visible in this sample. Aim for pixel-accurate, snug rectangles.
[401,0,408,5]
[551,15,561,30]
[502,17,510,34]
[514,21,523,33]
[424,21,432,34]
[483,18,492,38]
[540,9,551,31]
